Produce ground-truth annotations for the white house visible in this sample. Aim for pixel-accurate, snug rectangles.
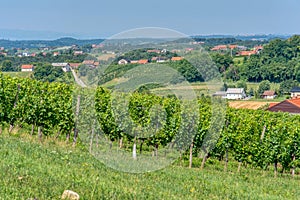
[291,87,300,98]
[118,59,128,65]
[21,64,34,72]
[52,63,70,72]
[262,90,276,99]
[226,88,246,100]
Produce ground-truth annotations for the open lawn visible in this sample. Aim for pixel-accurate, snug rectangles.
[3,71,33,78]
[1,130,300,199]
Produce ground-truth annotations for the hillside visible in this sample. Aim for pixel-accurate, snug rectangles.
[1,133,300,199]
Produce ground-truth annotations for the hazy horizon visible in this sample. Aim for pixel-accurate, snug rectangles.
[0,0,299,40]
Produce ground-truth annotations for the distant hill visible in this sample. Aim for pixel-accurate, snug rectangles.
[0,34,292,49]
[192,34,291,41]
[0,37,105,49]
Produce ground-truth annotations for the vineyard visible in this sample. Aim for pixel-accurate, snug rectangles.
[1,73,300,177]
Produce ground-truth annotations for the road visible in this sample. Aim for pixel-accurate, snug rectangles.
[71,68,87,87]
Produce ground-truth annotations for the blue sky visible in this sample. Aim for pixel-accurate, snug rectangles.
[0,0,299,39]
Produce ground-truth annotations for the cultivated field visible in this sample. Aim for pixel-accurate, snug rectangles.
[228,101,274,110]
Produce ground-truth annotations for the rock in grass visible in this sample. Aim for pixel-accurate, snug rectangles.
[61,190,80,200]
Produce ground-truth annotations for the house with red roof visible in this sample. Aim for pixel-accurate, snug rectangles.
[138,59,149,64]
[171,57,183,61]
[262,90,276,99]
[69,63,81,69]
[21,64,34,72]
[268,98,300,114]
[211,45,227,51]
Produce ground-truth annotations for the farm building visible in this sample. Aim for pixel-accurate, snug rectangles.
[69,63,81,69]
[21,64,34,72]
[268,98,300,114]
[138,59,149,64]
[290,87,300,98]
[118,59,128,65]
[52,63,71,72]
[171,57,184,61]
[262,90,276,99]
[226,88,246,100]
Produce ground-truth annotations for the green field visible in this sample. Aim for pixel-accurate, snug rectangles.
[1,131,300,199]
[3,71,33,78]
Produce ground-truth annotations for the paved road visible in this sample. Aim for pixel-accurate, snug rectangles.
[71,68,87,87]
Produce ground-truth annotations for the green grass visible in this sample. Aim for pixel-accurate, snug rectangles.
[1,131,300,199]
[3,71,33,78]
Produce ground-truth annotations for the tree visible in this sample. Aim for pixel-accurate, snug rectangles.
[1,60,14,71]
[236,80,247,93]
[279,80,299,95]
[257,80,271,96]
[34,64,64,82]
[211,53,233,73]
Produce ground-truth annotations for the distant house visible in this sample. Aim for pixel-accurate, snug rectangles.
[151,57,168,62]
[82,60,95,66]
[147,49,161,54]
[21,64,34,72]
[228,45,238,49]
[262,90,276,99]
[185,48,194,52]
[268,98,300,114]
[157,59,167,63]
[52,63,70,72]
[237,45,263,56]
[130,60,139,64]
[211,45,227,51]
[118,59,129,65]
[226,88,246,100]
[138,59,149,64]
[74,51,83,55]
[53,52,60,56]
[94,61,100,66]
[290,87,300,98]
[237,50,256,56]
[69,63,81,69]
[171,57,183,61]
[151,57,158,62]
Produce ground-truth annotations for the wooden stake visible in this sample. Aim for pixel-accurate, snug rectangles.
[237,161,242,173]
[292,154,296,178]
[38,126,42,142]
[73,95,81,147]
[189,141,194,169]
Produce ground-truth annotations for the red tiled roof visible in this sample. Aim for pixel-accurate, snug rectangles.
[287,98,300,108]
[238,50,256,56]
[211,45,227,51]
[229,45,238,49]
[262,90,275,96]
[171,57,183,61]
[69,63,81,68]
[147,49,161,53]
[138,59,148,64]
[269,103,278,108]
[83,60,95,65]
[21,64,34,69]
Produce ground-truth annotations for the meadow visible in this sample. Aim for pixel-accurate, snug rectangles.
[1,130,300,200]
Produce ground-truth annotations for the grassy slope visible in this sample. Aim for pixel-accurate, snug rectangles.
[1,133,300,199]
[3,71,33,78]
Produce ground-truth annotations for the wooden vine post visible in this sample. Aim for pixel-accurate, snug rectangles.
[73,95,81,147]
